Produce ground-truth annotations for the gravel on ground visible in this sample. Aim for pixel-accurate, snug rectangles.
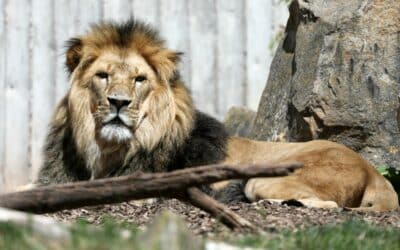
[46,199,400,237]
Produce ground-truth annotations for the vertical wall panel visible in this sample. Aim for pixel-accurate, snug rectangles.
[54,0,79,103]
[132,0,160,27]
[4,0,31,190]
[77,0,102,33]
[216,0,245,116]
[103,0,132,21]
[0,0,5,190]
[160,0,190,86]
[246,0,273,110]
[30,0,56,182]
[188,0,218,116]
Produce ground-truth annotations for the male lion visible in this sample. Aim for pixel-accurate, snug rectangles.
[36,19,398,212]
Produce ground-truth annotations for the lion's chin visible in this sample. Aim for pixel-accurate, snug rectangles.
[100,124,133,143]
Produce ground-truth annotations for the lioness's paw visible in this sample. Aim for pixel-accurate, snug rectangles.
[282,199,305,207]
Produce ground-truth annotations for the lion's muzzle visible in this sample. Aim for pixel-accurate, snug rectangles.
[99,95,136,142]
[107,96,131,111]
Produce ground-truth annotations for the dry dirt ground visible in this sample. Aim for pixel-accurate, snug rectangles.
[46,198,400,236]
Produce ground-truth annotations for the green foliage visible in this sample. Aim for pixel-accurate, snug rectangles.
[69,217,139,250]
[377,165,400,194]
[377,165,400,178]
[1,218,400,250]
[235,220,400,250]
[377,165,390,176]
[0,222,39,250]
[0,217,139,250]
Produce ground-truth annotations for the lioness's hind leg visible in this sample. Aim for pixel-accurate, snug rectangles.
[245,177,338,209]
[245,177,318,202]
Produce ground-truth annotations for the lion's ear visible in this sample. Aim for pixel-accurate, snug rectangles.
[166,51,182,65]
[65,38,83,74]
[147,50,182,83]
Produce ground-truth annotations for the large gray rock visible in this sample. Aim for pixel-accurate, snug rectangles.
[250,0,400,169]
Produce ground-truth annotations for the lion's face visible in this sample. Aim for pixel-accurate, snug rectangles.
[61,20,195,177]
[83,50,158,143]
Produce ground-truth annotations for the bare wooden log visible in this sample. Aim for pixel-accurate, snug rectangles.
[186,187,256,231]
[0,162,301,215]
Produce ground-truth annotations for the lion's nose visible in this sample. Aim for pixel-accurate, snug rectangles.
[107,96,132,111]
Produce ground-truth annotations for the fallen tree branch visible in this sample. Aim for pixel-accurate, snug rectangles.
[186,187,256,231]
[0,162,302,230]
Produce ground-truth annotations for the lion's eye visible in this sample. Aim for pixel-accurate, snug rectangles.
[135,75,147,82]
[95,72,109,79]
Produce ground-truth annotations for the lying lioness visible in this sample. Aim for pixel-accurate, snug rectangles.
[35,19,398,212]
[218,138,398,211]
